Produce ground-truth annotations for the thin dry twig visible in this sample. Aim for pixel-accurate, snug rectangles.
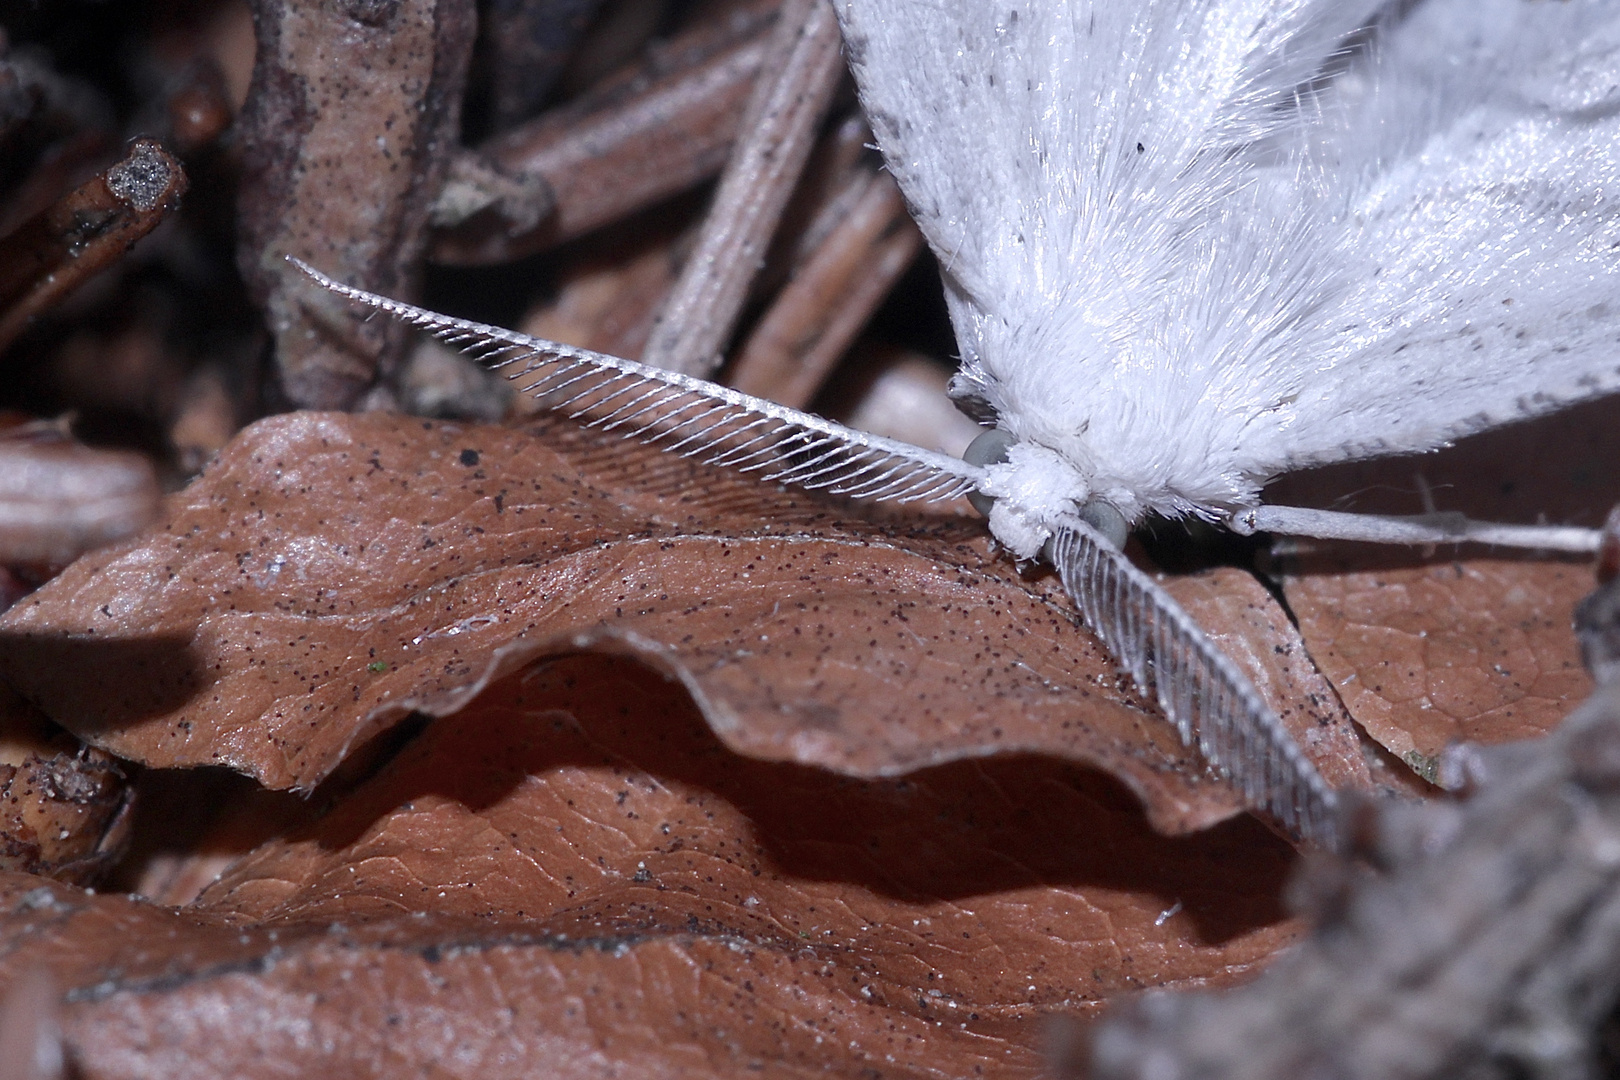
[432,2,778,264]
[0,140,186,356]
[638,0,845,376]
[728,165,920,407]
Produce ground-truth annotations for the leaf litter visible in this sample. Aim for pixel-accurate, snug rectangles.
[0,404,1610,1077]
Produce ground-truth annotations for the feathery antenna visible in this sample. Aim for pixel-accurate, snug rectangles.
[290,258,985,505]
[1050,517,1339,844]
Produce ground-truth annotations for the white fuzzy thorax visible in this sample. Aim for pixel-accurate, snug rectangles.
[979,442,1089,559]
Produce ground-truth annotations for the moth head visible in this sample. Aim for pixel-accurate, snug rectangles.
[963,428,1128,558]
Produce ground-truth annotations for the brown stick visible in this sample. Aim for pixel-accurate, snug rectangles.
[637,0,845,377]
[0,140,186,356]
[432,2,778,265]
[728,168,920,408]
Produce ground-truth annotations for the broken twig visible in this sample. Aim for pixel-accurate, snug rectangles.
[639,0,845,376]
[0,140,185,356]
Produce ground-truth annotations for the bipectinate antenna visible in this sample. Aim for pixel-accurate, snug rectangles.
[291,259,983,506]
[1049,516,1339,844]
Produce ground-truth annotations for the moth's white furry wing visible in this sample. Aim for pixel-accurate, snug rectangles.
[1252,0,1620,473]
[835,0,1379,310]
[838,0,1620,519]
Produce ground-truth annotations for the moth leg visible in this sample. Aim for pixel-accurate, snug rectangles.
[1233,505,1601,553]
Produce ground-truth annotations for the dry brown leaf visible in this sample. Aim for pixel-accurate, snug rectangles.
[1267,399,1618,779]
[0,433,161,567]
[1278,556,1590,779]
[0,411,1353,836]
[0,656,1300,1079]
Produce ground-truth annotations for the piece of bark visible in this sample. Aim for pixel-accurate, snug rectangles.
[0,655,1302,1079]
[432,0,776,264]
[0,411,1365,836]
[0,140,186,356]
[0,428,160,566]
[639,0,845,376]
[1085,679,1620,1080]
[235,0,476,409]
[727,166,921,407]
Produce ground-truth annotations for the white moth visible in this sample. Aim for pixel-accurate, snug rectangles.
[296,0,1620,845]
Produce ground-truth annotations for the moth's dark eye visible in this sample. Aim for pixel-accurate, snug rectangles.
[963,427,1015,517]
[1076,498,1129,551]
[963,427,1014,467]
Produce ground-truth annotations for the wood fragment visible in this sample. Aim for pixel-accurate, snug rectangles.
[432,1,777,264]
[235,0,477,410]
[0,686,132,887]
[638,0,845,376]
[0,131,115,242]
[728,166,920,407]
[0,140,186,356]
